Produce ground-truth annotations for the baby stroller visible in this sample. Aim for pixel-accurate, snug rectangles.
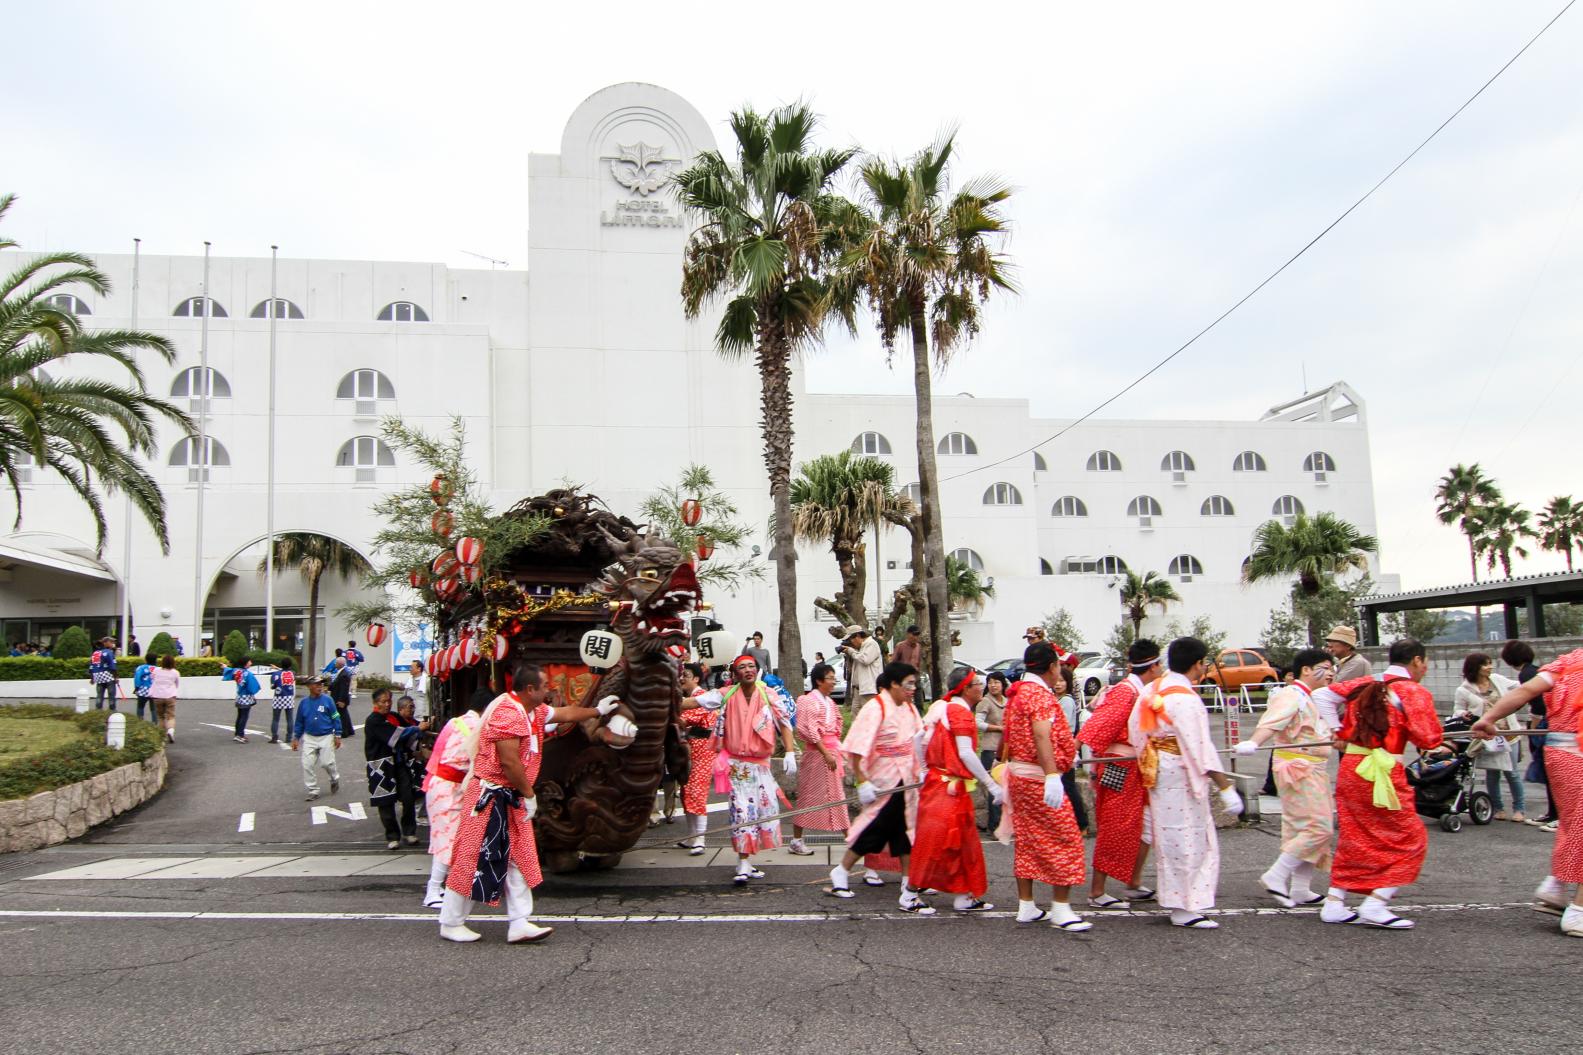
[1404,714,1494,832]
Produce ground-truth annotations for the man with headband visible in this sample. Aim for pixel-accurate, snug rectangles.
[711,653,799,886]
[1078,639,1163,909]
[909,667,1003,912]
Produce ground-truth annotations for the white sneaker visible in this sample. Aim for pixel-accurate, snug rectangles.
[786,838,815,856]
[507,919,554,944]
[439,924,482,943]
[1561,905,1583,938]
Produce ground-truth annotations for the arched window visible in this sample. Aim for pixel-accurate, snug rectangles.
[169,367,231,411]
[1086,450,1122,472]
[1127,495,1162,525]
[336,368,396,409]
[938,432,978,456]
[982,482,1023,506]
[12,449,35,484]
[169,436,230,481]
[1033,451,1048,472]
[1039,558,1054,576]
[336,436,396,482]
[45,293,91,315]
[1051,496,1088,518]
[851,431,891,456]
[1233,450,1267,472]
[1304,451,1336,482]
[1200,495,1235,517]
[173,296,227,318]
[1168,554,1204,581]
[903,482,923,506]
[1273,495,1304,524]
[1097,555,1127,576]
[249,298,304,319]
[1161,451,1196,475]
[950,547,985,573]
[377,301,429,322]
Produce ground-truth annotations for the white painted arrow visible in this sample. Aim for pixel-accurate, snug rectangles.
[310,802,367,825]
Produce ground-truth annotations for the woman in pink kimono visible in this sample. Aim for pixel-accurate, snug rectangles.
[1234,648,1335,907]
[827,662,933,914]
[789,662,849,855]
[1127,637,1244,929]
[421,689,488,908]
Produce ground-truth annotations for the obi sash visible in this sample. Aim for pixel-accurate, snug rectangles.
[434,762,468,784]
[1345,743,1402,810]
[1138,735,1181,789]
[1272,748,1326,783]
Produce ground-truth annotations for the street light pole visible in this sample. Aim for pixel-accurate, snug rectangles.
[265,246,278,654]
[190,242,211,653]
[120,238,140,654]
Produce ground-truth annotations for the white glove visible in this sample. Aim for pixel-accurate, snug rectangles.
[1233,739,1259,756]
[987,782,1006,806]
[1042,773,1066,810]
[606,715,637,741]
[522,795,538,819]
[1217,786,1244,815]
[782,753,798,776]
[595,695,621,716]
[856,781,878,806]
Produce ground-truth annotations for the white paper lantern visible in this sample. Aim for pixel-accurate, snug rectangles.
[579,629,624,670]
[693,629,737,667]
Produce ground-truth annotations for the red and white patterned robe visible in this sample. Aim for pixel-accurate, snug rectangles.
[1077,675,1150,884]
[445,694,547,901]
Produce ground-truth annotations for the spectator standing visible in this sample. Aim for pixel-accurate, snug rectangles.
[365,688,422,848]
[1502,639,1556,829]
[330,658,355,737]
[1325,626,1372,682]
[198,638,214,658]
[88,638,118,711]
[343,640,364,674]
[744,631,772,675]
[840,626,883,704]
[891,626,923,669]
[221,656,262,743]
[976,672,1009,830]
[172,636,185,656]
[149,654,180,743]
[292,676,341,800]
[1456,652,1524,822]
[402,660,430,720]
[269,658,297,744]
[132,652,156,722]
[1049,665,1091,834]
[128,634,140,657]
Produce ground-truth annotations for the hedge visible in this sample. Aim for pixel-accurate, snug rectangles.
[0,705,164,801]
[0,655,224,682]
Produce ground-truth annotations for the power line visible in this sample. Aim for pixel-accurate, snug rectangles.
[944,0,1577,484]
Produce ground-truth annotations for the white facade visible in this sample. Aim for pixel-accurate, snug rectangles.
[0,82,1388,671]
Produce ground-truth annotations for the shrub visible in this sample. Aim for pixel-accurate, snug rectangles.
[146,631,177,659]
[176,657,224,677]
[356,672,399,698]
[0,706,164,801]
[247,648,292,668]
[52,626,92,660]
[221,630,250,666]
[0,657,66,682]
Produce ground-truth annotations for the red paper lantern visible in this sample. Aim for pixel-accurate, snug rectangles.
[430,473,453,507]
[430,509,455,537]
[461,638,479,666]
[365,622,387,648]
[490,634,509,662]
[427,653,438,677]
[432,552,459,579]
[454,536,483,566]
[407,568,428,590]
[458,562,482,585]
[433,577,458,602]
[680,499,702,527]
[696,534,716,560]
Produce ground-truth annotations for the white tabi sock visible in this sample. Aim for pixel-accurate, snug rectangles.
[1276,852,1303,873]
[953,893,977,911]
[1288,862,1317,899]
[425,856,448,902]
[1327,886,1347,903]
[691,814,708,846]
[1016,899,1044,922]
[831,863,850,889]
[736,858,752,876]
[1538,875,1564,898]
[1372,886,1397,901]
[1049,902,1082,926]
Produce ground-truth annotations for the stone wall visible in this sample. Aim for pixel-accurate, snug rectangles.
[0,749,168,853]
[1358,636,1583,705]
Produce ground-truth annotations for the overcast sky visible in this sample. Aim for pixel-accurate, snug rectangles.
[5,2,1580,591]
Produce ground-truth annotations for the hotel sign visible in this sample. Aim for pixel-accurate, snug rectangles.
[600,141,684,229]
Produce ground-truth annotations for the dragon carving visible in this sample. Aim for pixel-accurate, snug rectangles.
[534,528,698,872]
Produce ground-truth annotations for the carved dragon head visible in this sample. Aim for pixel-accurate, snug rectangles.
[593,532,701,658]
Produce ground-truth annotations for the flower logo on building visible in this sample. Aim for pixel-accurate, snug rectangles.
[608,142,675,196]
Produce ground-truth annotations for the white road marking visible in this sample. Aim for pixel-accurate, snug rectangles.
[0,901,1542,926]
[310,802,367,825]
[237,812,255,833]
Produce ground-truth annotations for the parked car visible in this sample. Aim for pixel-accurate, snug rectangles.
[1203,648,1280,690]
[983,651,1122,701]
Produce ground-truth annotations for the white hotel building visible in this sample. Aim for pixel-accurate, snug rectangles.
[0,83,1392,671]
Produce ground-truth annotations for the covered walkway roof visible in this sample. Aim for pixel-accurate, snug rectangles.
[1357,570,1583,644]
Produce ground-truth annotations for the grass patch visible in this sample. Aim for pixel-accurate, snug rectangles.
[0,705,164,801]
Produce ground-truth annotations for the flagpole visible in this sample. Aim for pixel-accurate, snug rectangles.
[265,246,278,655]
[191,242,211,654]
[120,239,141,655]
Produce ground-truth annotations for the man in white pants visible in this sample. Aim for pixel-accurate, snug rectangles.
[292,676,342,800]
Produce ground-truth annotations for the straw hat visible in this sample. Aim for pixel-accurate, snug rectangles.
[1325,625,1359,648]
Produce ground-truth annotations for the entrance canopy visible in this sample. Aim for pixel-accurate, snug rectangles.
[1357,570,1583,644]
[0,536,117,582]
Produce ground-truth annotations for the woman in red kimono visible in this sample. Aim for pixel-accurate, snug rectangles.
[909,669,1003,911]
[676,662,719,856]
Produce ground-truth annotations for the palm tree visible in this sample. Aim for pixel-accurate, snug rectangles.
[790,450,913,629]
[1244,512,1378,643]
[675,104,857,679]
[259,532,372,669]
[0,194,193,552]
[1119,570,1180,638]
[832,132,1015,695]
[945,553,995,614]
[1475,500,1536,579]
[1435,463,1501,584]
[1538,496,1582,572]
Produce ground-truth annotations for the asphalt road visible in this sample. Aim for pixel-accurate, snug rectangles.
[1,699,1578,1055]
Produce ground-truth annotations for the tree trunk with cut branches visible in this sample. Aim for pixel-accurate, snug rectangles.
[757,310,802,681]
[910,312,952,695]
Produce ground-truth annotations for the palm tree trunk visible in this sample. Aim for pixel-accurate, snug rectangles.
[305,570,322,672]
[757,313,803,681]
[910,309,953,697]
[1467,536,1483,639]
[834,537,867,629]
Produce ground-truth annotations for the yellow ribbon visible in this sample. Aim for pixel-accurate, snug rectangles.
[936,770,978,795]
[1346,743,1401,811]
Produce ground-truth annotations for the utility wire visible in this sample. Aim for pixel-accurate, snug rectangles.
[944,0,1577,484]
